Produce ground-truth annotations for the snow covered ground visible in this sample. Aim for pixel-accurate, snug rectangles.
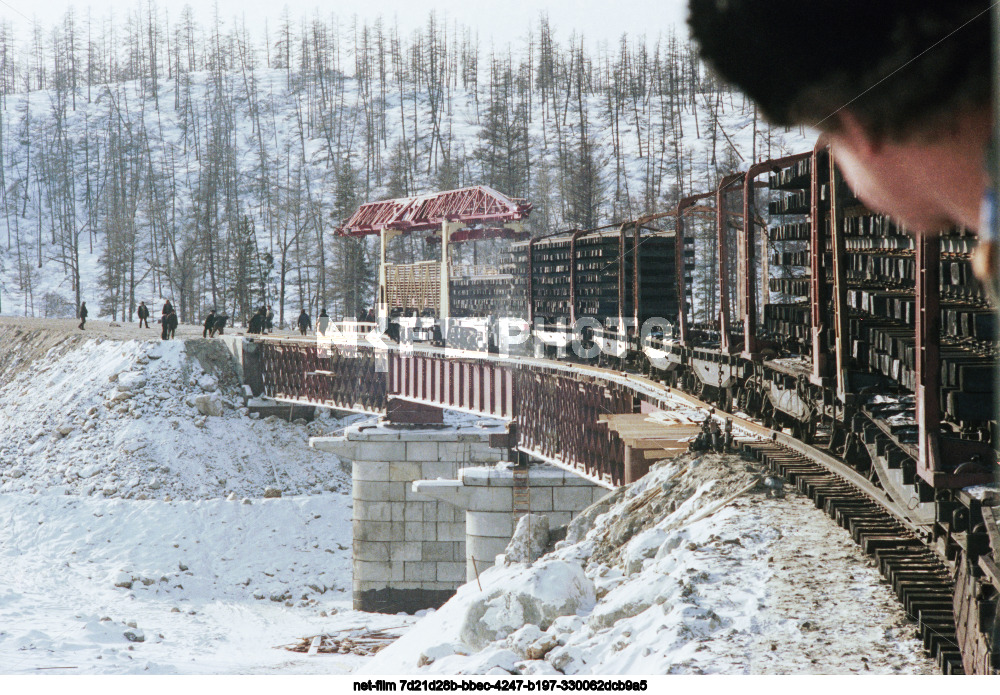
[0,492,413,674]
[0,321,938,675]
[0,320,352,500]
[363,453,937,675]
[0,321,410,674]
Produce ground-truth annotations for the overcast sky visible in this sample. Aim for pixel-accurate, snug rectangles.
[0,0,689,46]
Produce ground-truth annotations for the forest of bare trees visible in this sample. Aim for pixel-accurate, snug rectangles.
[0,4,808,326]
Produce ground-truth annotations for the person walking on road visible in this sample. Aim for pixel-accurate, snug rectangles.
[297,309,311,336]
[203,309,218,339]
[248,306,265,335]
[164,308,178,340]
[78,301,88,330]
[137,301,150,328]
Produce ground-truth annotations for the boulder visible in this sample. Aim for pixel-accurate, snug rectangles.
[197,375,219,392]
[525,633,559,660]
[123,628,145,643]
[264,487,282,499]
[117,373,147,392]
[458,560,595,649]
[505,624,545,658]
[194,394,224,417]
[504,514,550,565]
[80,464,102,479]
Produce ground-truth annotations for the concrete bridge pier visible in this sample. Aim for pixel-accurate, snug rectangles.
[310,420,506,614]
[414,464,607,583]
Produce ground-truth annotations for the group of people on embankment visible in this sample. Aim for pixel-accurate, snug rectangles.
[77,300,331,340]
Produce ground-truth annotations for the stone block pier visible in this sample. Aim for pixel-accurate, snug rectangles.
[414,464,605,583]
[312,418,607,614]
[311,419,506,613]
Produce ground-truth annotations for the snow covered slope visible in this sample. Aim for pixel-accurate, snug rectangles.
[0,323,349,500]
[364,453,937,675]
[0,323,401,674]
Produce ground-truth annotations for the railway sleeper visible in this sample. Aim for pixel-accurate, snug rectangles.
[942,656,965,675]
[810,490,862,511]
[794,474,836,495]
[884,562,949,584]
[919,611,957,641]
[904,593,955,617]
[851,522,907,544]
[798,478,846,497]
[924,625,961,659]
[765,460,818,477]
[896,581,953,600]
[809,488,860,510]
[825,503,879,523]
[879,555,944,575]
[833,506,883,528]
[875,547,935,573]
[893,573,952,595]
[860,535,923,554]
[779,468,827,485]
[936,647,965,674]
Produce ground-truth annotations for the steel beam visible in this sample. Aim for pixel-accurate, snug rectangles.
[741,152,812,357]
[717,172,745,353]
[675,192,715,346]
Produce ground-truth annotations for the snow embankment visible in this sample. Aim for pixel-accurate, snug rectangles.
[0,329,351,500]
[365,453,937,675]
[0,325,397,674]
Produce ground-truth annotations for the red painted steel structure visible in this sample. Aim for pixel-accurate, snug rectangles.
[257,341,387,412]
[717,173,745,354]
[424,227,531,244]
[810,142,827,382]
[675,192,715,346]
[741,152,813,357]
[338,186,532,236]
[386,352,632,486]
[387,352,515,421]
[254,339,632,487]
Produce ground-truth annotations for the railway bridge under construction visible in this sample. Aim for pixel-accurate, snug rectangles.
[221,329,999,675]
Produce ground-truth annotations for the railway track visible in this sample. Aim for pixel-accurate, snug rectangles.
[660,380,964,673]
[743,439,964,673]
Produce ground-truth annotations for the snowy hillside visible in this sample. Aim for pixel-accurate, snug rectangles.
[0,11,817,326]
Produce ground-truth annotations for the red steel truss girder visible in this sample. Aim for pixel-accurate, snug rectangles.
[386,353,631,486]
[257,341,387,413]
[387,353,514,420]
[257,343,631,486]
[339,185,532,237]
[424,227,531,244]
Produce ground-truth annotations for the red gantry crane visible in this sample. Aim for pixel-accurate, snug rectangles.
[338,186,532,320]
